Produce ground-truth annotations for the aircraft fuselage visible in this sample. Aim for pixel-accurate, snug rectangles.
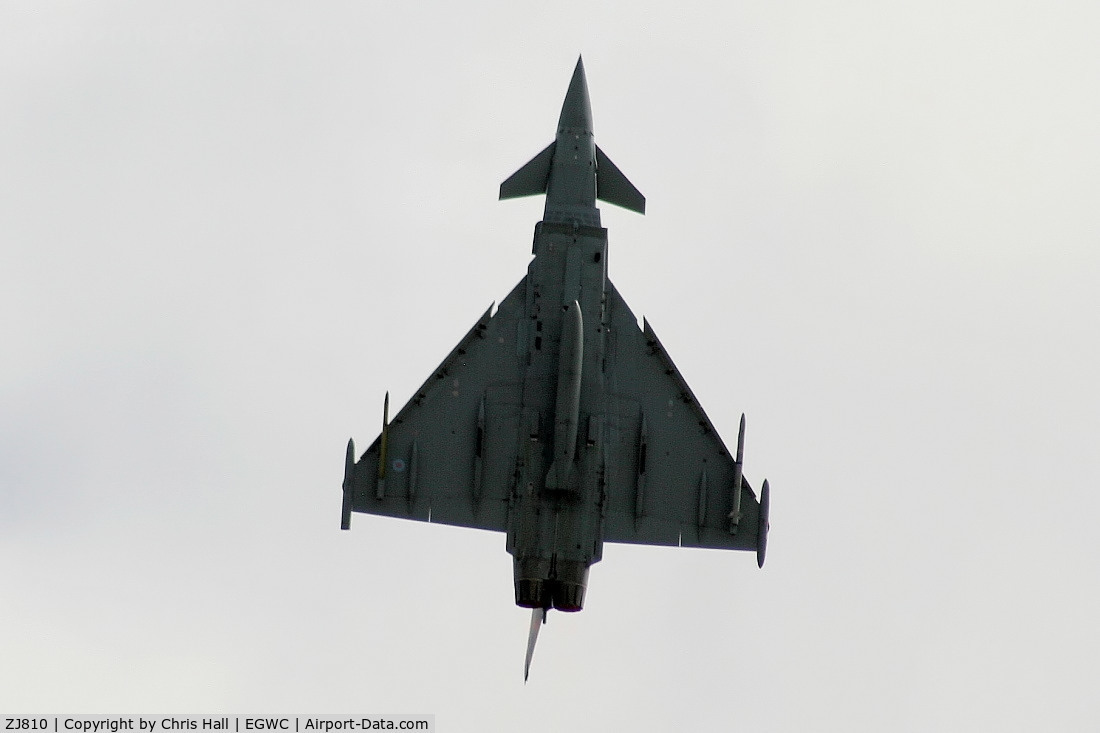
[508,219,611,612]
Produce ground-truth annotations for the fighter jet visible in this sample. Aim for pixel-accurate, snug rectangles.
[340,58,771,680]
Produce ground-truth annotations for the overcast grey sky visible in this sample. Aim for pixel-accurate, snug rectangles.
[3,2,1099,730]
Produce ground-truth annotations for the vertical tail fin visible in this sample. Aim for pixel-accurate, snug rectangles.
[524,606,547,682]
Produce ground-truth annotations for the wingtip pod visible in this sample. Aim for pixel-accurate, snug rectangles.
[341,438,355,530]
[756,479,770,568]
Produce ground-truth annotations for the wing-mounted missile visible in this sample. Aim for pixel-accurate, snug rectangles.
[341,391,391,528]
[756,479,770,568]
[341,437,355,530]
[376,392,390,500]
[728,413,746,533]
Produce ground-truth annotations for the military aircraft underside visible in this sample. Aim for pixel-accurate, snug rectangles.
[340,58,771,680]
